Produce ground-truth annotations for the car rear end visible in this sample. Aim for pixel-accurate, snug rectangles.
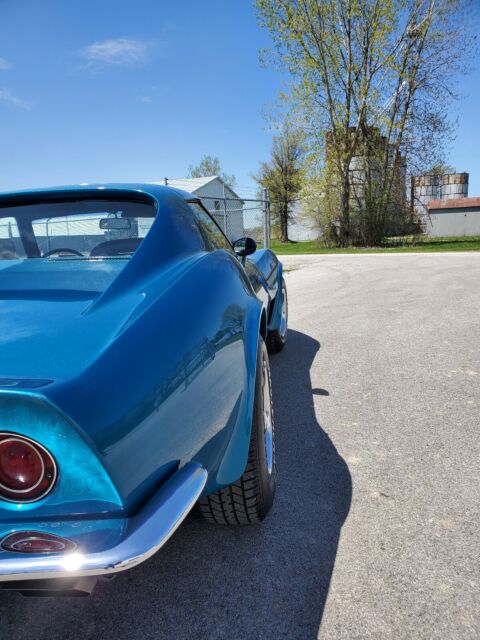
[0,389,207,595]
[0,185,209,595]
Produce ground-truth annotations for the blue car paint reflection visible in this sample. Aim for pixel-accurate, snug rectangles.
[0,184,283,539]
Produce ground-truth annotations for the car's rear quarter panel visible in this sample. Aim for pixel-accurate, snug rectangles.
[45,249,262,510]
[0,186,266,526]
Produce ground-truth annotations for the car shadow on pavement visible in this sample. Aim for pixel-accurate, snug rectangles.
[0,330,351,640]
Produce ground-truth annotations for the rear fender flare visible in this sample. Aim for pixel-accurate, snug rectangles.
[212,300,265,488]
[268,262,284,333]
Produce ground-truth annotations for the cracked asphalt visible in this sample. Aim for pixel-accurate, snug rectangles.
[1,252,479,639]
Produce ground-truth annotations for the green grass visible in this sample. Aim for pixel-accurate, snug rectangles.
[270,236,480,255]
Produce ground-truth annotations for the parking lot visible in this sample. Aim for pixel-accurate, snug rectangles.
[1,253,479,639]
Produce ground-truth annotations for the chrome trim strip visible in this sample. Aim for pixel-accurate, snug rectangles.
[0,461,207,582]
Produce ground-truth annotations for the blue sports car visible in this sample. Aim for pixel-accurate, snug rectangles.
[0,184,288,595]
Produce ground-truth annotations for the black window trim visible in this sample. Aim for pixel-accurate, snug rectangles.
[186,198,234,251]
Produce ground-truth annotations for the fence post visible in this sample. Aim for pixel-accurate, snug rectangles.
[262,188,270,249]
[222,184,228,236]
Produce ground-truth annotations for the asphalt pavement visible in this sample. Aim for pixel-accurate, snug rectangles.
[1,252,479,639]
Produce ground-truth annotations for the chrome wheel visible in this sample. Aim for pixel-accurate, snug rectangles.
[262,354,274,475]
[279,284,288,340]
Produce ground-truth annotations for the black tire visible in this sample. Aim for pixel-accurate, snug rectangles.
[198,337,275,525]
[267,278,288,354]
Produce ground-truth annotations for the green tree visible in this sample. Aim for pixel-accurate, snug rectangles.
[427,163,456,176]
[187,155,236,189]
[254,125,305,243]
[256,0,475,246]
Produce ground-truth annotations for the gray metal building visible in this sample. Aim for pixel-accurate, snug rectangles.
[426,197,480,237]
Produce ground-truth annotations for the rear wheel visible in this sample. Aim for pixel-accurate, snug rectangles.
[198,337,275,525]
[267,279,288,353]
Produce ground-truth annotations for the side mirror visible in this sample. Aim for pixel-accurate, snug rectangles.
[233,237,257,257]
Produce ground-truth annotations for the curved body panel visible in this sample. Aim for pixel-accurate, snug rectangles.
[0,183,283,586]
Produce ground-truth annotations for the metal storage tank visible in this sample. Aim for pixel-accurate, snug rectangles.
[413,172,468,215]
[348,154,366,208]
[413,174,441,215]
[441,173,469,201]
[326,126,406,215]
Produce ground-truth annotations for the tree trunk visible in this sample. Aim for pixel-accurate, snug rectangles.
[340,166,350,247]
[280,202,289,243]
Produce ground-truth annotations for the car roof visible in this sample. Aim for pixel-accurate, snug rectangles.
[0,183,198,205]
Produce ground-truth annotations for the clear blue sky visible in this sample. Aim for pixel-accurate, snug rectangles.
[0,0,479,195]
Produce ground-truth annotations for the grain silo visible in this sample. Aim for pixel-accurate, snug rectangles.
[412,174,441,215]
[413,172,469,215]
[440,172,469,201]
[326,126,406,215]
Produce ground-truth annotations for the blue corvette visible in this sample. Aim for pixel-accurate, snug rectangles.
[0,184,287,595]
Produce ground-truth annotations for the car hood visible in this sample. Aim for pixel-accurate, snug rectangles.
[0,259,141,384]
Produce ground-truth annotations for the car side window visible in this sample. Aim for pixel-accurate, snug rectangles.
[0,217,26,258]
[189,202,232,252]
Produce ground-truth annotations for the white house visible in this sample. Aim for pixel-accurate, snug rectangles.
[164,176,245,241]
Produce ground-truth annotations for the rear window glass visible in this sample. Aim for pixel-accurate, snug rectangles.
[0,198,156,260]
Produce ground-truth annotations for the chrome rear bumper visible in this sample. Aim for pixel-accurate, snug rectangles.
[0,462,207,583]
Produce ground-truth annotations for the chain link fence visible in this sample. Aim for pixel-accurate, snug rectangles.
[196,194,270,248]
[0,192,272,256]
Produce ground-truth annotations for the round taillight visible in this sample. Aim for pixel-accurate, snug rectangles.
[0,434,57,502]
[1,531,76,554]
